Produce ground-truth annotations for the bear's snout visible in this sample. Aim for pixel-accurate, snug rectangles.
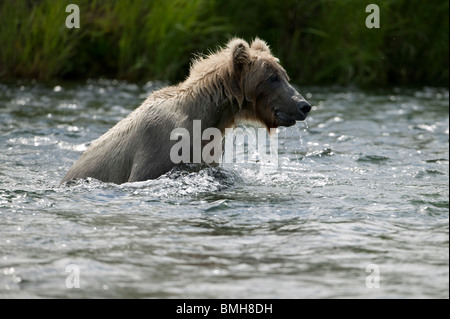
[273,98,311,127]
[296,101,311,121]
[299,101,311,115]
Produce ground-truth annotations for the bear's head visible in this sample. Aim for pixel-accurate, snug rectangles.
[227,38,311,129]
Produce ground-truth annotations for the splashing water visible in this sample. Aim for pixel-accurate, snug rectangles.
[294,120,309,162]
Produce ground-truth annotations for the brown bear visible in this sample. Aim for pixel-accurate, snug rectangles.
[61,38,311,184]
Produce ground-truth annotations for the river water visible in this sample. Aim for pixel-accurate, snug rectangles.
[0,80,448,298]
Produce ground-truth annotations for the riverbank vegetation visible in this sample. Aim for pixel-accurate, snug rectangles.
[0,0,448,86]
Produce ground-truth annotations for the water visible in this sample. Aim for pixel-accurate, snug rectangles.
[0,80,448,298]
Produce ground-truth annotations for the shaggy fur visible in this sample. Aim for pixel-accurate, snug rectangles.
[61,38,311,184]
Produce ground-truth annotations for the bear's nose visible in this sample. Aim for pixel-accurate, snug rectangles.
[298,101,311,114]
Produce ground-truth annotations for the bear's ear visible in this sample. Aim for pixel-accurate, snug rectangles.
[250,38,271,54]
[226,38,250,106]
[227,38,250,71]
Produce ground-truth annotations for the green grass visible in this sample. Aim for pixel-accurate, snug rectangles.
[0,0,448,87]
[0,1,78,79]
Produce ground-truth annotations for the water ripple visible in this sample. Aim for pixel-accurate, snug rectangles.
[0,82,448,298]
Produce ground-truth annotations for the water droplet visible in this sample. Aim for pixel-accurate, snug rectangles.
[3,267,14,275]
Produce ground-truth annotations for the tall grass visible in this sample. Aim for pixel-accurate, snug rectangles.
[0,0,448,86]
[0,1,79,79]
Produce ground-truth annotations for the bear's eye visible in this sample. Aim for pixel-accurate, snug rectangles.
[269,74,280,83]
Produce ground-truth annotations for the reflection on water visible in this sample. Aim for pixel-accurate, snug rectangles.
[0,81,448,298]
